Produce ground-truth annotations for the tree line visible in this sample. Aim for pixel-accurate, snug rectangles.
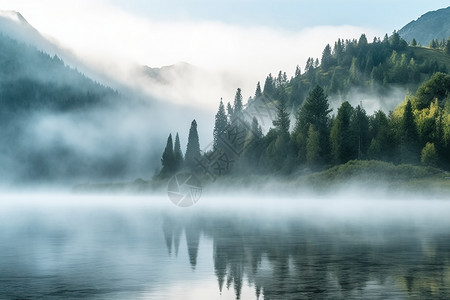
[159,72,450,179]
[158,32,450,179]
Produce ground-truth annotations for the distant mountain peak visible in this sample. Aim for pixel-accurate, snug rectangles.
[398,6,450,46]
[0,10,29,26]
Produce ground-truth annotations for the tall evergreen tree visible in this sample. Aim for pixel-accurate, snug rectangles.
[174,132,183,171]
[161,134,175,177]
[445,38,450,55]
[400,99,419,163]
[233,88,243,119]
[294,85,332,162]
[255,82,262,99]
[213,99,228,150]
[321,44,333,70]
[272,99,290,137]
[263,74,275,99]
[306,124,321,167]
[185,120,201,170]
[330,101,355,164]
[350,105,370,159]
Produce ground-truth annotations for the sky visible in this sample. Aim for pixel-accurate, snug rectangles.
[0,0,448,109]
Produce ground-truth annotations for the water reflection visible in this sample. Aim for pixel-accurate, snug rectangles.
[1,197,450,299]
[162,208,450,299]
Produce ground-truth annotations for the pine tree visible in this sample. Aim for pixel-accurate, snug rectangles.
[213,99,228,150]
[185,120,201,170]
[306,124,321,167]
[411,38,417,47]
[263,73,275,99]
[330,101,355,164]
[350,105,369,159]
[294,85,332,162]
[400,99,419,163]
[272,99,290,137]
[161,134,175,177]
[321,44,333,69]
[445,38,450,55]
[255,82,262,99]
[233,88,243,119]
[429,39,438,49]
[174,132,183,172]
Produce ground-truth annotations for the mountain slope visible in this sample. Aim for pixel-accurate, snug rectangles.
[398,6,450,46]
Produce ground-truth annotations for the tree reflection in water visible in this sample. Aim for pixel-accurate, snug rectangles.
[162,210,450,299]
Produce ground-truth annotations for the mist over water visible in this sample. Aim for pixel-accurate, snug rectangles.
[1,194,450,299]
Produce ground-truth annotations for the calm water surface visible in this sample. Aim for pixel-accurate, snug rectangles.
[1,195,450,299]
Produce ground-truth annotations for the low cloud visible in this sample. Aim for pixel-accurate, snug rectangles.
[2,0,381,110]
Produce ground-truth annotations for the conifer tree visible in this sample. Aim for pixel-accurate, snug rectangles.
[233,88,243,119]
[161,134,175,177]
[400,99,419,163]
[213,99,228,150]
[185,120,201,170]
[173,132,183,171]
[272,99,290,137]
[255,82,262,99]
[294,85,332,162]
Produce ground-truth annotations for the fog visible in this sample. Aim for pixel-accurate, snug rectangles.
[329,85,410,115]
[1,1,381,111]
[1,193,450,299]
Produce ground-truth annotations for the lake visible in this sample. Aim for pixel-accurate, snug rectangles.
[1,194,450,299]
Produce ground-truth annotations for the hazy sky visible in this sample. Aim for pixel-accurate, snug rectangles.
[107,0,447,33]
[0,0,447,109]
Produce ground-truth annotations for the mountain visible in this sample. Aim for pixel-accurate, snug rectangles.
[398,6,450,46]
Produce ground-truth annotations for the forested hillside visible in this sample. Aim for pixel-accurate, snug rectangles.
[261,32,450,110]
[0,33,118,115]
[158,33,450,180]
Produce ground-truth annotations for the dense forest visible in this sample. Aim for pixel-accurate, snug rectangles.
[159,32,450,180]
[0,33,118,116]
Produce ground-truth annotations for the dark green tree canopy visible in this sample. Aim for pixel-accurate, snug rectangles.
[272,99,290,137]
[295,85,332,136]
[185,120,201,170]
[213,99,228,150]
[233,88,243,118]
[174,132,183,171]
[161,134,175,177]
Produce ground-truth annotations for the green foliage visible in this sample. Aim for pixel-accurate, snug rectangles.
[162,34,450,180]
[306,125,321,167]
[350,105,370,159]
[400,99,419,163]
[185,120,201,171]
[414,72,450,109]
[213,99,228,150]
[174,133,184,171]
[294,86,331,163]
[305,160,442,188]
[272,99,290,137]
[0,34,117,114]
[160,134,175,177]
[233,88,243,119]
[255,82,262,98]
[330,101,355,164]
[421,142,438,167]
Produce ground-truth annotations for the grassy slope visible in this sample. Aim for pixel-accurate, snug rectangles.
[302,160,450,193]
[410,46,450,70]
